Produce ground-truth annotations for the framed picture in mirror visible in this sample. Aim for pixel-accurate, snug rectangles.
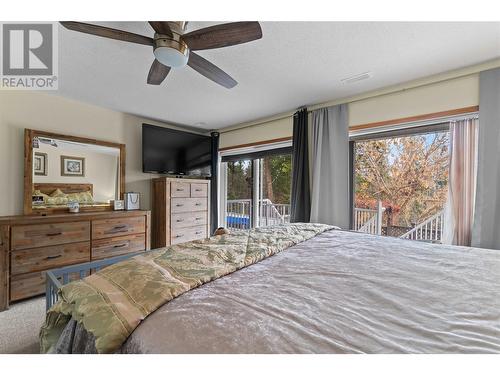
[34,152,48,176]
[61,155,85,177]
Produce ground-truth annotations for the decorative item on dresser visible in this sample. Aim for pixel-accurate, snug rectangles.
[0,210,151,312]
[151,177,210,248]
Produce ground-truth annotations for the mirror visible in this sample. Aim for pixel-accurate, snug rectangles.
[24,129,125,214]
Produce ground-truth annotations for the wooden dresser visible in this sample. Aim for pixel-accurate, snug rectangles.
[152,177,210,249]
[0,210,150,311]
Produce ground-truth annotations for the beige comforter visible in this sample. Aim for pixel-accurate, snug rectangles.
[53,229,500,353]
[40,223,333,353]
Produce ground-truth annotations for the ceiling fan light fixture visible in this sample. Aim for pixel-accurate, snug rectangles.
[154,46,189,68]
[60,21,263,87]
[153,36,189,68]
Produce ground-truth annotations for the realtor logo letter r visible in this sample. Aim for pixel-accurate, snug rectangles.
[2,24,53,75]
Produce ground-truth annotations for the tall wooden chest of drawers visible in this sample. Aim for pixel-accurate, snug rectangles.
[151,177,210,249]
[0,210,150,311]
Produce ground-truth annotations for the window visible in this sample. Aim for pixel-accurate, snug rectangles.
[220,144,292,230]
[351,124,450,242]
[259,154,292,227]
[226,159,253,229]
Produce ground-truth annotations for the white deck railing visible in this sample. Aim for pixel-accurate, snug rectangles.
[226,199,252,230]
[226,199,291,230]
[260,199,291,227]
[399,210,445,242]
[226,198,444,241]
[354,201,384,235]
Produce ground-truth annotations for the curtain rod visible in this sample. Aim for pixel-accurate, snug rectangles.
[218,112,295,134]
[349,112,479,138]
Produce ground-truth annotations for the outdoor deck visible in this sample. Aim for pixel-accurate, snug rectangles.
[354,201,445,242]
[225,199,444,242]
[226,199,290,230]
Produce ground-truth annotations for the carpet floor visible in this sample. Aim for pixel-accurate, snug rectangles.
[0,297,45,354]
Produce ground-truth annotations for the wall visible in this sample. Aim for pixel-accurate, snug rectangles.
[33,142,119,202]
[219,116,293,149]
[0,91,202,216]
[219,74,481,149]
[0,66,487,214]
[348,74,479,126]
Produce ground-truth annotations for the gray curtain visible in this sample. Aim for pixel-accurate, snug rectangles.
[310,104,349,228]
[210,132,220,234]
[472,67,500,250]
[290,109,311,222]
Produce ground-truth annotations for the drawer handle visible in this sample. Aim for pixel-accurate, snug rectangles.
[195,203,202,206]
[46,254,62,260]
[176,188,184,191]
[195,189,202,192]
[195,217,202,221]
[175,234,184,238]
[176,204,184,207]
[195,231,203,235]
[113,243,128,249]
[46,232,62,237]
[176,219,184,222]
[108,225,129,234]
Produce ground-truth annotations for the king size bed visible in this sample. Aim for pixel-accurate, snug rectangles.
[40,224,500,354]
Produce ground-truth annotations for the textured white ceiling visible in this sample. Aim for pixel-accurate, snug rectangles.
[55,22,500,130]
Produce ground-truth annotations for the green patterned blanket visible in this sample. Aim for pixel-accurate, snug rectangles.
[39,223,333,354]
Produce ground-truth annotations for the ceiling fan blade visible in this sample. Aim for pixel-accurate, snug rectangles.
[182,22,262,50]
[147,59,171,85]
[60,22,153,46]
[188,52,237,89]
[148,22,173,37]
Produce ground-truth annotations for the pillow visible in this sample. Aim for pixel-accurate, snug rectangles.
[46,196,69,205]
[81,191,94,203]
[50,188,67,198]
[67,192,94,204]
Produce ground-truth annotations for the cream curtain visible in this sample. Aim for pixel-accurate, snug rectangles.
[443,118,478,246]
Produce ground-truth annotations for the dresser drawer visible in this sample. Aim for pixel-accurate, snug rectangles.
[171,198,208,213]
[91,233,145,260]
[92,216,145,239]
[11,222,90,250]
[10,270,88,301]
[10,272,46,301]
[190,183,208,197]
[170,182,190,198]
[171,212,208,229]
[171,225,207,245]
[11,241,90,275]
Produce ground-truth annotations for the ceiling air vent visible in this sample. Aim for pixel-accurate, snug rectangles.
[341,72,372,84]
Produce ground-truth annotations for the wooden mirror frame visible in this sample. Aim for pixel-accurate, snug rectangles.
[24,129,126,215]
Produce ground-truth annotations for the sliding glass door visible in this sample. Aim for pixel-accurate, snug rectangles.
[220,146,292,230]
[259,154,292,227]
[226,160,253,229]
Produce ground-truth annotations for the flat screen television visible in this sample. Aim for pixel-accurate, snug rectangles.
[142,124,212,176]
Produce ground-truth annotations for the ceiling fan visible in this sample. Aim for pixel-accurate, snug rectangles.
[60,21,263,89]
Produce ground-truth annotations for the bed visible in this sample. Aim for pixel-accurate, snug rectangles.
[41,224,500,354]
[32,183,110,211]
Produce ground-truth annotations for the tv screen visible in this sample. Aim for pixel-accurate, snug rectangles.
[142,124,212,176]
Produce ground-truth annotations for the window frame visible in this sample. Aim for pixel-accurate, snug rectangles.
[219,140,293,229]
